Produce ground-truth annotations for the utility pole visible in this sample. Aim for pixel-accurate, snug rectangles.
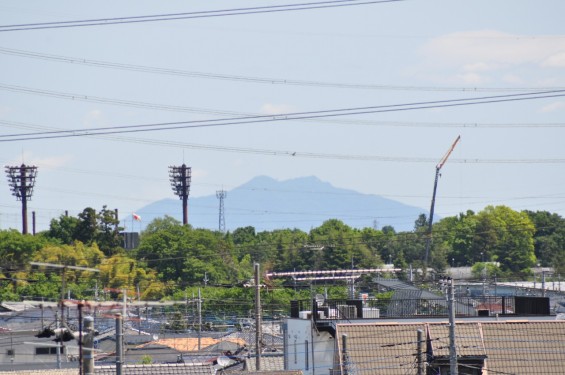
[82,316,95,375]
[197,288,202,351]
[417,329,424,375]
[116,314,123,375]
[169,164,191,225]
[254,263,262,371]
[447,277,458,375]
[5,164,38,234]
[216,189,227,233]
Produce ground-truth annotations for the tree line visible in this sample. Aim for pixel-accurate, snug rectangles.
[0,204,564,302]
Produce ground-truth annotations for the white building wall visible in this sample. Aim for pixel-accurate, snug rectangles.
[285,318,335,375]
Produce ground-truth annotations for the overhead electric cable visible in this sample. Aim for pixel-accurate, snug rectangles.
[1,46,561,93]
[1,89,565,142]
[0,0,405,32]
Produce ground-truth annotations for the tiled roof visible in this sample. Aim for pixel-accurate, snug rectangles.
[95,363,214,375]
[335,320,565,375]
[244,354,284,372]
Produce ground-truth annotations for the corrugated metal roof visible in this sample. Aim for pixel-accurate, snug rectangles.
[428,323,486,358]
[95,363,214,375]
[481,321,565,374]
[336,322,426,375]
[336,320,565,375]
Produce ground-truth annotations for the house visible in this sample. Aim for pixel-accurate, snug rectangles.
[0,329,80,372]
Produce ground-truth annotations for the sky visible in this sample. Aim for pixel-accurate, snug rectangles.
[0,0,564,233]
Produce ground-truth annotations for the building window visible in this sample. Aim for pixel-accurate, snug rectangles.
[6,349,14,356]
[36,347,58,355]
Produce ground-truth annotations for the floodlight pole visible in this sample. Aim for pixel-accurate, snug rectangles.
[5,164,38,234]
[169,164,191,225]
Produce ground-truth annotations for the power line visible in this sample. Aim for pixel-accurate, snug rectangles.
[2,46,562,93]
[0,0,405,32]
[2,89,565,143]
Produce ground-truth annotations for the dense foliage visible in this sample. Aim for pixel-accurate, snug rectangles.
[1,205,564,303]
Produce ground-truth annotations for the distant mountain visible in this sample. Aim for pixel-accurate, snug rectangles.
[124,176,427,233]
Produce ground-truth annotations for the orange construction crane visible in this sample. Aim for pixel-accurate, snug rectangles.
[423,136,460,279]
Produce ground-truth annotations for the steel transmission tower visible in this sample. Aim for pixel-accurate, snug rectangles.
[5,164,38,234]
[169,164,191,225]
[216,189,227,233]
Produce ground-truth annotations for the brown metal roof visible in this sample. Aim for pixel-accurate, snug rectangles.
[480,321,565,375]
[336,322,426,375]
[95,363,214,375]
[336,320,565,375]
[428,323,486,358]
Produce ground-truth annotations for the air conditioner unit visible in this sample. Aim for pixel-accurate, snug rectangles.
[298,311,312,320]
[362,308,380,318]
[336,305,357,319]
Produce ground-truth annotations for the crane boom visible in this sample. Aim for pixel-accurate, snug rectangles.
[437,135,461,170]
[423,136,460,279]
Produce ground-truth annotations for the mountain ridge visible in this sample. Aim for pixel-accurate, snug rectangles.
[126,175,427,232]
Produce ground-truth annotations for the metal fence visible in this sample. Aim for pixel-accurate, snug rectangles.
[290,295,551,320]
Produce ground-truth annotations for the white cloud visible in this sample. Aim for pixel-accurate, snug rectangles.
[260,103,296,115]
[83,109,106,127]
[422,30,564,66]
[190,168,208,179]
[501,74,524,84]
[457,72,487,84]
[540,101,565,113]
[419,30,565,84]
[6,152,72,170]
[541,51,565,68]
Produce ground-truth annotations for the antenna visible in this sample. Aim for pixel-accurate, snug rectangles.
[216,189,227,233]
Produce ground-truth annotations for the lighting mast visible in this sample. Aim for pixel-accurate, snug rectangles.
[169,164,191,225]
[5,164,38,234]
[423,136,460,279]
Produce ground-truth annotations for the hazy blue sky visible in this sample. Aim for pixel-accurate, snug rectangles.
[1,0,564,232]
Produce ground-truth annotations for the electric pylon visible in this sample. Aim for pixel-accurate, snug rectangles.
[169,164,191,225]
[216,189,227,233]
[5,164,37,234]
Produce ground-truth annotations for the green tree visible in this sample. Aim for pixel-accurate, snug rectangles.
[46,215,80,245]
[524,210,565,270]
[96,205,123,254]
[0,229,47,269]
[478,206,536,274]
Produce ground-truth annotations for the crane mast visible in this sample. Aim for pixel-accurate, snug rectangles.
[423,136,460,279]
